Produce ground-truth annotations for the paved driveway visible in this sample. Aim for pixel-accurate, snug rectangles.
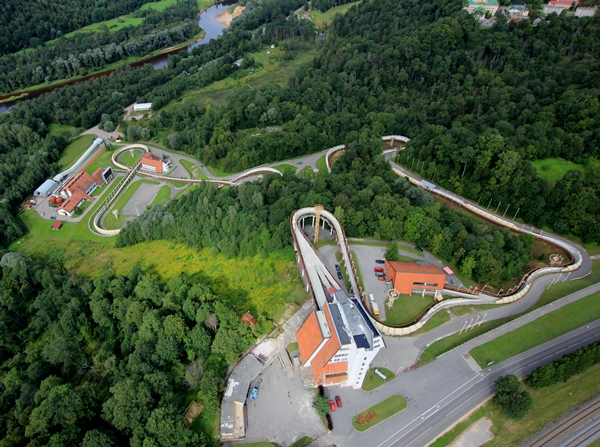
[120,181,162,216]
[243,356,326,445]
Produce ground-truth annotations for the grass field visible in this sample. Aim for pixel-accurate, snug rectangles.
[384,294,435,325]
[470,290,600,367]
[58,134,97,168]
[102,179,159,230]
[531,158,585,181]
[118,148,145,167]
[48,123,78,138]
[309,2,360,28]
[316,155,328,173]
[179,48,317,110]
[419,316,513,364]
[361,367,395,392]
[352,395,407,431]
[409,310,451,336]
[180,159,209,179]
[149,185,172,209]
[431,363,600,447]
[273,163,297,175]
[85,150,114,174]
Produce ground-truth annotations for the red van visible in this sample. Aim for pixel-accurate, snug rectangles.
[374,267,384,272]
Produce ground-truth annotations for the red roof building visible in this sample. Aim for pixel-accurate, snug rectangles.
[385,261,446,294]
[241,312,258,326]
[141,152,169,174]
[58,168,106,217]
[549,0,578,6]
[52,221,63,231]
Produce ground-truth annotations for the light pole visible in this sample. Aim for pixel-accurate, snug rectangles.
[503,204,510,217]
[513,207,520,221]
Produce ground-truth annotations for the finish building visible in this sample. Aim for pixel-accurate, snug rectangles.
[385,261,446,294]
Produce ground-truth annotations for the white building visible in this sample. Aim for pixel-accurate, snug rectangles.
[297,289,384,389]
[133,103,152,112]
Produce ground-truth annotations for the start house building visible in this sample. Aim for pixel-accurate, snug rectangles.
[297,289,383,389]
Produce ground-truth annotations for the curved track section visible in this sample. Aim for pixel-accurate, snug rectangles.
[230,166,283,184]
[318,135,587,335]
[291,207,363,307]
[111,144,149,170]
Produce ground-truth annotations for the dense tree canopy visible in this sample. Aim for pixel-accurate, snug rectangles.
[118,134,534,285]
[0,254,257,446]
[0,0,157,56]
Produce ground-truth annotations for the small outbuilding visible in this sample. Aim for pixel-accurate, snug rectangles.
[133,103,152,112]
[51,221,63,231]
[241,312,258,326]
[34,179,58,197]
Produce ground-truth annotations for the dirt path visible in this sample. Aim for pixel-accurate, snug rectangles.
[215,5,245,27]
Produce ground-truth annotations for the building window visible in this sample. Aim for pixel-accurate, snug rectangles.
[413,282,439,287]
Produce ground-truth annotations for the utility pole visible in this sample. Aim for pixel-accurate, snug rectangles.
[495,201,501,213]
[503,204,510,217]
[487,198,493,209]
[513,207,520,221]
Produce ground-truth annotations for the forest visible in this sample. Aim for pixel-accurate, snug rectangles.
[0,0,157,56]
[118,134,534,285]
[0,0,200,94]
[142,0,600,243]
[0,251,261,446]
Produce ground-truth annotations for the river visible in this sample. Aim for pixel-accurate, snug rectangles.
[0,1,233,113]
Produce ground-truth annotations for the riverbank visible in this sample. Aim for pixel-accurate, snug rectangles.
[216,5,245,27]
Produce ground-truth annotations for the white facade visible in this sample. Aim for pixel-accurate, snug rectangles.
[133,102,152,112]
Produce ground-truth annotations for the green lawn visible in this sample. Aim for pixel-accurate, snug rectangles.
[118,148,145,167]
[273,163,297,175]
[140,0,179,11]
[470,290,600,367]
[352,395,407,431]
[179,48,317,110]
[384,294,436,325]
[361,367,395,392]
[409,311,451,336]
[431,363,600,447]
[48,123,78,138]
[531,157,585,181]
[58,134,98,168]
[205,165,232,177]
[149,185,171,209]
[180,159,209,179]
[419,317,513,364]
[309,2,360,28]
[85,150,115,174]
[316,155,328,173]
[102,180,159,230]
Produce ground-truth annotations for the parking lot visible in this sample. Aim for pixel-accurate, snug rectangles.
[351,244,394,320]
[120,181,165,216]
[243,355,326,445]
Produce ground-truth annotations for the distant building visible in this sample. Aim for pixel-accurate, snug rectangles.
[508,3,530,19]
[51,221,62,231]
[297,289,383,389]
[57,168,106,217]
[543,4,567,14]
[548,0,578,7]
[575,6,597,16]
[385,261,446,295]
[141,152,170,174]
[464,0,499,15]
[133,102,152,112]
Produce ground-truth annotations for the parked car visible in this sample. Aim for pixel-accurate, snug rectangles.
[329,400,336,412]
[337,272,343,280]
[374,267,384,272]
[378,276,387,281]
[375,259,385,264]
[375,272,385,277]
[415,245,424,252]
[335,396,342,408]
[335,264,341,271]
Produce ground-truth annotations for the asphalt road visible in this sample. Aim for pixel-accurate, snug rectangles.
[317,318,600,447]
